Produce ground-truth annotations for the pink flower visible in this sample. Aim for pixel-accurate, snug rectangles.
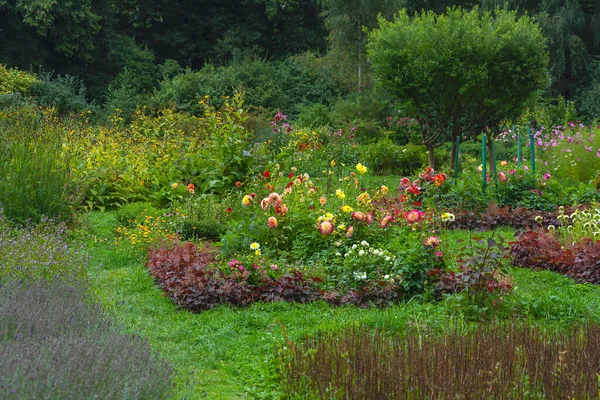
[423,236,440,248]
[508,169,516,175]
[435,251,443,258]
[400,177,411,188]
[498,171,507,182]
[523,166,529,171]
[380,215,393,228]
[543,172,551,180]
[261,198,270,210]
[318,220,334,235]
[405,209,423,224]
[351,211,366,222]
[270,264,279,271]
[365,213,373,225]
[229,259,240,267]
[346,225,354,238]
[267,216,278,229]
[268,192,281,206]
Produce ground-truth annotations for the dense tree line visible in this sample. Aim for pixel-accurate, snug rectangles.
[0,0,599,116]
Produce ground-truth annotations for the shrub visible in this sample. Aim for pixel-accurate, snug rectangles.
[29,71,90,115]
[176,219,227,241]
[115,201,162,226]
[450,204,564,231]
[510,230,600,285]
[0,64,39,95]
[0,107,75,224]
[361,140,426,176]
[146,242,415,311]
[0,279,173,399]
[0,215,89,283]
[280,323,600,399]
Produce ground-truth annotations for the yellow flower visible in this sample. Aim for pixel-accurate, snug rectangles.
[250,242,260,250]
[242,195,253,207]
[255,249,262,256]
[341,205,353,213]
[171,182,179,189]
[381,185,389,195]
[356,163,367,174]
[319,196,327,205]
[356,192,371,206]
[336,189,345,199]
[330,160,335,168]
[324,213,334,220]
[337,224,346,231]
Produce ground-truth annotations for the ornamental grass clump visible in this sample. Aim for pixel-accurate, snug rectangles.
[280,323,600,399]
[0,107,74,224]
[0,279,173,399]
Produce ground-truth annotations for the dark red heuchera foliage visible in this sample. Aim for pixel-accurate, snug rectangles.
[449,204,568,230]
[510,231,573,274]
[570,239,600,284]
[510,231,600,285]
[146,242,407,311]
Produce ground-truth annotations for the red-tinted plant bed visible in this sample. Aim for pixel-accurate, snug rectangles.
[510,230,600,285]
[448,204,582,231]
[145,242,409,311]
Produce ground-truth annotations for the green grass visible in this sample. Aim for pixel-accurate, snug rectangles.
[81,211,600,399]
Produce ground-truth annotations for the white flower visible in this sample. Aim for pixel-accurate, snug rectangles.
[384,274,390,280]
[352,244,358,250]
[358,250,365,256]
[373,249,380,256]
[360,240,369,247]
[547,225,555,231]
[385,256,391,261]
[369,247,374,254]
[336,252,342,257]
[354,271,367,280]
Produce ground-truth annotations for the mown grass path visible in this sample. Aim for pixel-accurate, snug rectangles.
[82,212,600,399]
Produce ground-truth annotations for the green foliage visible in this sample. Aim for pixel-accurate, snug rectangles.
[0,108,75,224]
[0,64,38,94]
[154,57,347,117]
[29,71,90,115]
[361,139,427,176]
[115,202,161,226]
[295,103,334,128]
[368,7,549,162]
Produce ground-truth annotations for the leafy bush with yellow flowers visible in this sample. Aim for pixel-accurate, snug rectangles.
[66,93,262,210]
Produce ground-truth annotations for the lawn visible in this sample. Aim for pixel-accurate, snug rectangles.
[82,212,600,399]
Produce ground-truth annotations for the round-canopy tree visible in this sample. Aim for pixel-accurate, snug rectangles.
[367,7,549,170]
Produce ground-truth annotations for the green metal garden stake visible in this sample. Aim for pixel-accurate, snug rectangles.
[454,135,460,179]
[528,126,536,174]
[516,125,521,168]
[482,134,487,195]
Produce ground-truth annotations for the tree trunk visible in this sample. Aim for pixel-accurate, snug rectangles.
[426,144,436,170]
[449,137,457,173]
[357,44,362,92]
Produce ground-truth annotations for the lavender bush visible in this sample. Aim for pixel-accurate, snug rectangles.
[0,214,88,282]
[0,279,173,399]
